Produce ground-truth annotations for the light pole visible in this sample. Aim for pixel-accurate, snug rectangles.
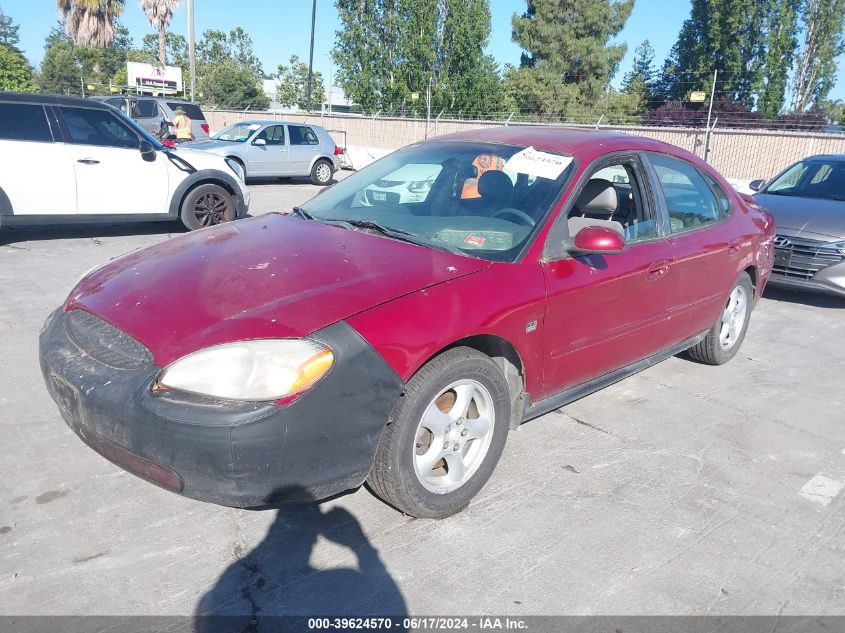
[187,0,196,101]
[307,0,317,113]
[324,52,334,115]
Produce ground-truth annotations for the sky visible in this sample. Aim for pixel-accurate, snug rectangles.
[6,0,845,102]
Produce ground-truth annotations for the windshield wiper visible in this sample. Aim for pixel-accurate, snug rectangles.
[291,206,314,220]
[324,218,468,257]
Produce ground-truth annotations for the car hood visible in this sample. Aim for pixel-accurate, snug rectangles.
[66,214,490,366]
[177,140,229,153]
[754,193,845,240]
[165,146,228,170]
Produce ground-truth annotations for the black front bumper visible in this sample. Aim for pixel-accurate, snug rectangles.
[39,309,404,508]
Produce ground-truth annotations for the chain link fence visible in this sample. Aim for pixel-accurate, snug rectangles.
[201,108,845,180]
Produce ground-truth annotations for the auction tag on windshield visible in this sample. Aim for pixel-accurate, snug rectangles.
[506,146,573,180]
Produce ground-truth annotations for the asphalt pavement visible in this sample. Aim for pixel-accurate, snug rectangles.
[1,174,844,618]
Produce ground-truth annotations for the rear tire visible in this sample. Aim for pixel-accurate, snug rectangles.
[687,272,753,365]
[368,347,510,519]
[179,183,236,231]
[310,159,334,186]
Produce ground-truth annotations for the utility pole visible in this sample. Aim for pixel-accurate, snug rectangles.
[425,76,432,138]
[188,0,196,101]
[306,0,317,113]
[704,69,718,162]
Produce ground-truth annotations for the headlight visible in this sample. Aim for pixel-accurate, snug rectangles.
[225,158,245,181]
[157,339,334,401]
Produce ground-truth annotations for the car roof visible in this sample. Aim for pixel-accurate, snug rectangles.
[803,154,845,161]
[434,125,678,156]
[229,119,323,128]
[0,91,111,110]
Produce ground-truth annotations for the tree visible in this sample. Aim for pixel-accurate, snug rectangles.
[0,7,21,53]
[791,0,845,111]
[333,0,501,115]
[0,45,37,92]
[510,0,634,108]
[275,54,325,109]
[39,40,83,94]
[199,59,268,109]
[138,0,180,65]
[196,28,263,78]
[757,0,801,118]
[56,0,126,48]
[621,40,657,110]
[666,0,770,105]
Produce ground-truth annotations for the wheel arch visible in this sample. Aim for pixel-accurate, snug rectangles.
[743,265,758,297]
[416,333,527,430]
[169,169,240,218]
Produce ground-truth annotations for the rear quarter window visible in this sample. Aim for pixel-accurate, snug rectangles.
[0,103,53,142]
[133,100,159,118]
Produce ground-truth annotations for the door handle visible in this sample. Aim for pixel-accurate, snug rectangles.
[647,259,670,281]
[728,238,742,255]
[77,159,100,165]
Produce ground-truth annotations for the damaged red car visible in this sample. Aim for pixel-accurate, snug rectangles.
[40,127,775,519]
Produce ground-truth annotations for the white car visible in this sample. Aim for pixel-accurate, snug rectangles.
[357,163,442,206]
[0,93,249,232]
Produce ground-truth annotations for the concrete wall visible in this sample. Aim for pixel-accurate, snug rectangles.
[202,109,845,180]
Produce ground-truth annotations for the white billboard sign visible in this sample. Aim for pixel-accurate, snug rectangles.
[126,61,183,95]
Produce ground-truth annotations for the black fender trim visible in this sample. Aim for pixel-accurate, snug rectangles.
[0,186,13,225]
[168,169,248,218]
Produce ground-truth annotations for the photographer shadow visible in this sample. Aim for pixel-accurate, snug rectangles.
[195,487,407,631]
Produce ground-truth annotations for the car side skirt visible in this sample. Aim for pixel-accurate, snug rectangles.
[522,331,708,424]
[1,213,177,226]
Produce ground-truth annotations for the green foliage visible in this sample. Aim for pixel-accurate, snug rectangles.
[197,28,263,78]
[199,59,268,109]
[510,0,634,105]
[0,7,21,53]
[39,40,83,94]
[621,40,657,113]
[275,54,325,110]
[820,99,845,125]
[792,0,845,111]
[333,0,503,115]
[56,0,126,48]
[757,0,801,118]
[0,44,37,92]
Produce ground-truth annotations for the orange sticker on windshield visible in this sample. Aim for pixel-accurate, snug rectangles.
[464,235,486,247]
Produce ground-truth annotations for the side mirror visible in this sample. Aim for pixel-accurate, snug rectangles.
[571,226,626,255]
[749,179,766,192]
[252,138,267,146]
[139,140,157,162]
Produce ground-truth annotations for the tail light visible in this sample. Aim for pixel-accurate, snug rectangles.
[334,146,344,156]
[201,123,210,134]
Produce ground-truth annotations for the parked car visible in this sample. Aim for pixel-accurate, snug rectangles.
[40,127,775,519]
[89,95,210,141]
[186,120,342,185]
[359,163,442,205]
[749,155,845,297]
[0,93,248,231]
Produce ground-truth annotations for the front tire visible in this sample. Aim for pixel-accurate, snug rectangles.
[368,347,511,519]
[687,272,754,365]
[310,159,334,186]
[179,183,236,231]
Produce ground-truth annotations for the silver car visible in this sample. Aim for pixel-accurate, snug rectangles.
[89,96,210,141]
[186,120,341,185]
[751,154,845,298]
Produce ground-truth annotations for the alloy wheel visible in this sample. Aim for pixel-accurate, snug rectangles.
[193,191,232,227]
[719,285,748,350]
[413,379,495,493]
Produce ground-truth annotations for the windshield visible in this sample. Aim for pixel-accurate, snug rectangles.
[300,141,574,262]
[212,122,261,142]
[764,159,845,200]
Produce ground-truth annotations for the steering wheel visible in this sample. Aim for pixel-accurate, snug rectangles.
[492,208,535,227]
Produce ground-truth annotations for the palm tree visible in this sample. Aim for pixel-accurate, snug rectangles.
[138,0,181,65]
[56,0,125,48]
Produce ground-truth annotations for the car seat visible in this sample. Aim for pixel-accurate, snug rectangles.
[568,178,624,237]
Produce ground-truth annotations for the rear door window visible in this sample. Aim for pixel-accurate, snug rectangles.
[289,125,319,145]
[0,103,53,142]
[58,107,140,148]
[133,99,159,118]
[648,154,722,233]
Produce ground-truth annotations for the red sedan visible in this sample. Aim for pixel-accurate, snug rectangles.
[40,127,775,519]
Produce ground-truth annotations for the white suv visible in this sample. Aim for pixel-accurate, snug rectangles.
[0,93,249,231]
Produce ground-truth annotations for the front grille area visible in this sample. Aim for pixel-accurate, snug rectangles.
[65,309,152,370]
[772,235,845,281]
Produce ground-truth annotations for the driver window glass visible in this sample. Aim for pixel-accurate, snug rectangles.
[650,154,721,233]
[568,161,657,243]
[255,125,285,145]
[59,107,140,148]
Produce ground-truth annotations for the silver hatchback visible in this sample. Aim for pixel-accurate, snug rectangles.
[186,120,342,185]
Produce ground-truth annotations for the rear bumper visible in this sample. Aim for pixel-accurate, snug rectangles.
[39,310,403,507]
